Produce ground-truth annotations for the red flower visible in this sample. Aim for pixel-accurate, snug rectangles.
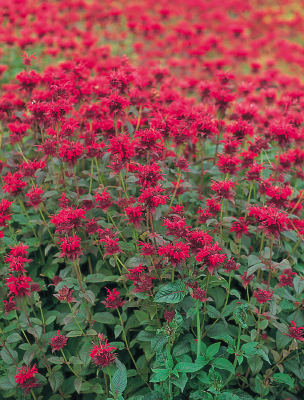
[230,217,249,240]
[0,199,13,227]
[217,154,240,176]
[138,184,169,214]
[6,274,33,297]
[123,205,145,229]
[108,133,135,163]
[58,234,83,261]
[85,218,99,235]
[102,288,125,309]
[278,269,296,287]
[25,186,44,210]
[195,243,227,274]
[158,241,190,267]
[50,330,68,353]
[126,264,155,292]
[94,189,113,212]
[211,178,236,202]
[245,162,265,181]
[50,206,86,234]
[3,172,27,196]
[240,271,254,288]
[287,321,304,341]
[248,205,290,239]
[135,162,164,188]
[100,237,122,257]
[58,140,84,166]
[164,309,175,322]
[3,297,19,315]
[54,286,76,303]
[90,339,117,368]
[15,364,39,394]
[253,289,274,304]
[223,258,240,273]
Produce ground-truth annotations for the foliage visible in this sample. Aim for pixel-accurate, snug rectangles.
[0,0,304,400]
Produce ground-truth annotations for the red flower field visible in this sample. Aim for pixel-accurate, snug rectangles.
[1,0,304,399]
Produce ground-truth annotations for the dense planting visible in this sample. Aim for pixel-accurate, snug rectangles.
[1,1,304,400]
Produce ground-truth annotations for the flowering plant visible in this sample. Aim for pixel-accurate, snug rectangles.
[0,1,304,400]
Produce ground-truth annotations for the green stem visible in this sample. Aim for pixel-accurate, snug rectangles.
[61,348,79,377]
[68,303,85,335]
[167,337,173,400]
[117,308,151,390]
[224,324,242,386]
[196,300,201,359]
[89,157,94,194]
[107,366,116,399]
[108,212,127,243]
[222,272,232,313]
[31,389,37,400]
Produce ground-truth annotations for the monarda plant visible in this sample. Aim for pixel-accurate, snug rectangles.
[1,0,304,400]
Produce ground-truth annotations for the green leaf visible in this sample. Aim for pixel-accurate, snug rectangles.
[212,358,235,374]
[206,342,220,360]
[151,334,168,353]
[74,377,82,394]
[271,373,294,388]
[86,273,106,283]
[45,316,57,325]
[276,330,292,350]
[5,333,22,344]
[93,312,117,324]
[150,368,170,383]
[171,372,187,392]
[137,331,155,342]
[66,330,83,337]
[176,362,202,373]
[154,281,186,304]
[207,305,221,319]
[111,368,127,394]
[79,341,92,367]
[0,348,18,365]
[247,355,263,375]
[48,357,63,364]
[48,371,64,392]
[114,325,123,338]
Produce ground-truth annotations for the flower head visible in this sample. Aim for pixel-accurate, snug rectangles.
[50,330,68,353]
[102,288,125,309]
[90,339,117,368]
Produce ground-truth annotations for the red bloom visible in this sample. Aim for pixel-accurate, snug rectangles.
[15,364,39,394]
[240,271,254,288]
[85,218,99,235]
[278,269,296,287]
[90,339,117,367]
[25,186,44,210]
[100,237,122,257]
[0,199,12,227]
[108,133,135,163]
[248,205,290,239]
[50,206,86,234]
[211,178,236,202]
[245,163,265,182]
[230,217,249,240]
[135,162,163,188]
[287,321,304,341]
[123,204,144,229]
[126,264,155,292]
[50,330,68,353]
[253,289,274,304]
[195,243,227,274]
[224,258,240,273]
[158,241,190,267]
[54,286,76,303]
[164,309,175,322]
[3,297,19,315]
[217,154,240,176]
[94,189,113,212]
[58,140,84,166]
[58,234,83,261]
[139,241,155,257]
[3,172,27,196]
[102,288,125,309]
[138,184,169,214]
[6,274,33,297]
